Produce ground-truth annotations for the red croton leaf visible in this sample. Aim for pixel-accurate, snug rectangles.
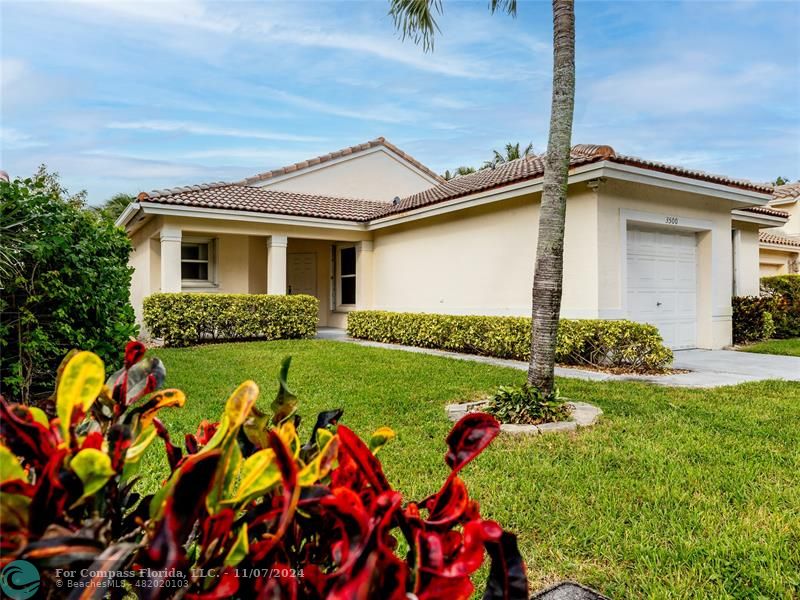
[335,425,390,493]
[249,429,300,563]
[107,424,132,473]
[482,529,529,600]
[445,413,500,475]
[0,396,58,470]
[185,420,219,454]
[143,450,222,598]
[124,341,146,369]
[80,431,104,451]
[153,418,183,472]
[424,475,470,530]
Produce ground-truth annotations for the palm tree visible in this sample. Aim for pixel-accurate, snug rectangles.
[390,0,576,396]
[483,142,534,169]
[90,192,136,224]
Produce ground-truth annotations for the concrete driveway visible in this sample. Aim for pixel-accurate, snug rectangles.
[317,329,800,388]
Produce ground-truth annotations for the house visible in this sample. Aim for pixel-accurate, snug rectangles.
[117,138,789,351]
[759,182,800,276]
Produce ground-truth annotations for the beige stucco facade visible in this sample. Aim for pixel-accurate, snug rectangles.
[122,142,778,351]
[252,146,439,202]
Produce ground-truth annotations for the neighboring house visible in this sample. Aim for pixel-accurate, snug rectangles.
[759,182,800,276]
[118,138,786,351]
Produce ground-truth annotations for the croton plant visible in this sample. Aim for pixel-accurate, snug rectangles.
[0,342,528,599]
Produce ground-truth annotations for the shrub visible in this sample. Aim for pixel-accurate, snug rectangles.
[0,343,528,599]
[143,293,319,347]
[347,311,673,373]
[761,275,800,338]
[732,296,778,344]
[0,173,136,402]
[486,384,570,425]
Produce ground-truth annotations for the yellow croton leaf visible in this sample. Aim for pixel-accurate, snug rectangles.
[28,407,50,429]
[137,389,187,431]
[56,351,105,441]
[368,426,396,455]
[298,434,339,487]
[225,381,260,430]
[223,448,280,506]
[0,444,26,483]
[224,525,249,567]
[71,448,115,503]
[277,420,300,458]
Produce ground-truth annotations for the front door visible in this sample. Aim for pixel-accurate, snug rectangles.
[287,253,317,297]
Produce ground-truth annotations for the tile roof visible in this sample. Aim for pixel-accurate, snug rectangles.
[239,137,445,186]
[739,205,789,219]
[376,144,772,218]
[760,230,800,249]
[133,142,776,225]
[773,182,800,200]
[137,184,385,222]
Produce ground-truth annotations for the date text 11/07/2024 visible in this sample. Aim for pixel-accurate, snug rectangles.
[53,568,305,585]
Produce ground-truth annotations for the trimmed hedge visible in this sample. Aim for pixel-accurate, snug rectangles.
[347,311,673,373]
[143,293,318,347]
[732,296,777,344]
[761,275,800,338]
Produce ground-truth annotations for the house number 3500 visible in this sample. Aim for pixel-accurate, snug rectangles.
[665,216,679,225]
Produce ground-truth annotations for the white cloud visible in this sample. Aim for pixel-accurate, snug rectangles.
[0,127,46,150]
[589,58,782,115]
[69,0,238,33]
[105,120,325,142]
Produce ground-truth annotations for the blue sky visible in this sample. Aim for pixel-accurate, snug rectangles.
[1,0,798,204]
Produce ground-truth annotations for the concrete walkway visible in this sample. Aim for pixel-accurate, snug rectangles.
[315,328,800,388]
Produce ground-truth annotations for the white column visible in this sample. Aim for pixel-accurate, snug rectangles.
[355,240,373,309]
[160,225,182,293]
[267,235,288,295]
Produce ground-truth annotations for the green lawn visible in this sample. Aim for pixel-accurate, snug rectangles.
[740,338,800,357]
[144,340,800,598]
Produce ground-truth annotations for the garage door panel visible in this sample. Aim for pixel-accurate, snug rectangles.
[627,226,697,350]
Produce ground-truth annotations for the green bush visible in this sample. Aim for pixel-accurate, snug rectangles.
[732,296,777,344]
[347,311,673,373]
[144,293,319,347]
[486,383,570,425]
[761,275,800,338]
[0,173,136,402]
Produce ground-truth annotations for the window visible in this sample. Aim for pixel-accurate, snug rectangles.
[181,240,213,283]
[338,245,356,306]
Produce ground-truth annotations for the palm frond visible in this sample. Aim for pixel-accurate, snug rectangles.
[389,0,443,52]
[489,0,517,17]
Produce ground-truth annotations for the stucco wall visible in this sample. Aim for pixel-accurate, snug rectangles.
[371,185,598,318]
[596,179,734,349]
[256,149,436,202]
[733,225,761,296]
[760,248,798,276]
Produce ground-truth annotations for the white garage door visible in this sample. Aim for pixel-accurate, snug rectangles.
[626,227,697,349]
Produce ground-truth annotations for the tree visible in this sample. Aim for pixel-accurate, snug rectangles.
[90,192,136,224]
[443,165,477,180]
[483,142,534,169]
[0,168,137,402]
[390,0,576,395]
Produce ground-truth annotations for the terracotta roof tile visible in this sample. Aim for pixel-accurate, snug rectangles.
[239,137,445,185]
[773,182,800,200]
[133,142,776,225]
[760,231,800,249]
[375,144,772,219]
[740,205,789,218]
[137,184,385,222]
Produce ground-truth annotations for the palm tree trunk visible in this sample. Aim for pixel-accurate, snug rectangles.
[527,0,575,395]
